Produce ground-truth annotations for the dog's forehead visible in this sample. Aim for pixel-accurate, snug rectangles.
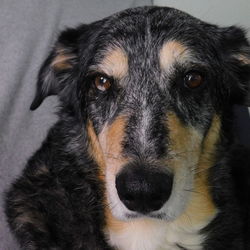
[89,8,216,77]
[93,41,191,76]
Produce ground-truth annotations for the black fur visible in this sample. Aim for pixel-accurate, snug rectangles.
[5,6,250,250]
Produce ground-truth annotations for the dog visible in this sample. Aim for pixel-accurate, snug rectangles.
[5,6,250,250]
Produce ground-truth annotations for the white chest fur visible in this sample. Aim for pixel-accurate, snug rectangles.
[105,218,205,250]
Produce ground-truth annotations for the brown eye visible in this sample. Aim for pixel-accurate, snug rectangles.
[94,75,112,91]
[184,71,204,89]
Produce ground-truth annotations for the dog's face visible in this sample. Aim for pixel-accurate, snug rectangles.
[31,7,250,224]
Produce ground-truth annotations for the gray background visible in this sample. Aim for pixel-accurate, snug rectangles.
[155,0,250,31]
[0,1,151,249]
[0,0,249,249]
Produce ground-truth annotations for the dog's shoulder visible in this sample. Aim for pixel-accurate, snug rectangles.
[5,120,111,250]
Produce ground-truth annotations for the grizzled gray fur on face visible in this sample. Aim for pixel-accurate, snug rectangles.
[5,6,250,250]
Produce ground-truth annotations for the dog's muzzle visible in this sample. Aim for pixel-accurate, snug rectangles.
[115,163,173,214]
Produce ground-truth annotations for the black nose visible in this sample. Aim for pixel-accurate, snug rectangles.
[115,164,173,214]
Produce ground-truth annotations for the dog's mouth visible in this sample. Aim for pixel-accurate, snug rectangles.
[123,211,168,221]
[123,207,173,220]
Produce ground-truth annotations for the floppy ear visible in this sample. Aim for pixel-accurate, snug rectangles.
[30,27,82,110]
[221,26,250,107]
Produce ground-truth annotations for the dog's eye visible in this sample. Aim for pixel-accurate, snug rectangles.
[184,71,204,89]
[94,75,112,91]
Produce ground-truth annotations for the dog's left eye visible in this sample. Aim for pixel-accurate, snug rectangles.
[94,75,112,91]
[184,71,204,89]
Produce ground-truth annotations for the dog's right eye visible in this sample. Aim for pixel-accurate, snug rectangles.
[94,75,112,91]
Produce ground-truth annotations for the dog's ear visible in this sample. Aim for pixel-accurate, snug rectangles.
[221,26,250,106]
[30,27,82,110]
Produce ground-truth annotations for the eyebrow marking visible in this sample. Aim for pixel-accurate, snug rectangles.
[159,41,191,72]
[91,47,128,79]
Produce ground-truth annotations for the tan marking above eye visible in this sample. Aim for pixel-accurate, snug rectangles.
[90,47,128,79]
[159,41,191,72]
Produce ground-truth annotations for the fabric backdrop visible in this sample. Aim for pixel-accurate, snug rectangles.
[0,1,152,249]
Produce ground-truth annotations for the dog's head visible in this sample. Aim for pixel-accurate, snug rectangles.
[31,7,250,224]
